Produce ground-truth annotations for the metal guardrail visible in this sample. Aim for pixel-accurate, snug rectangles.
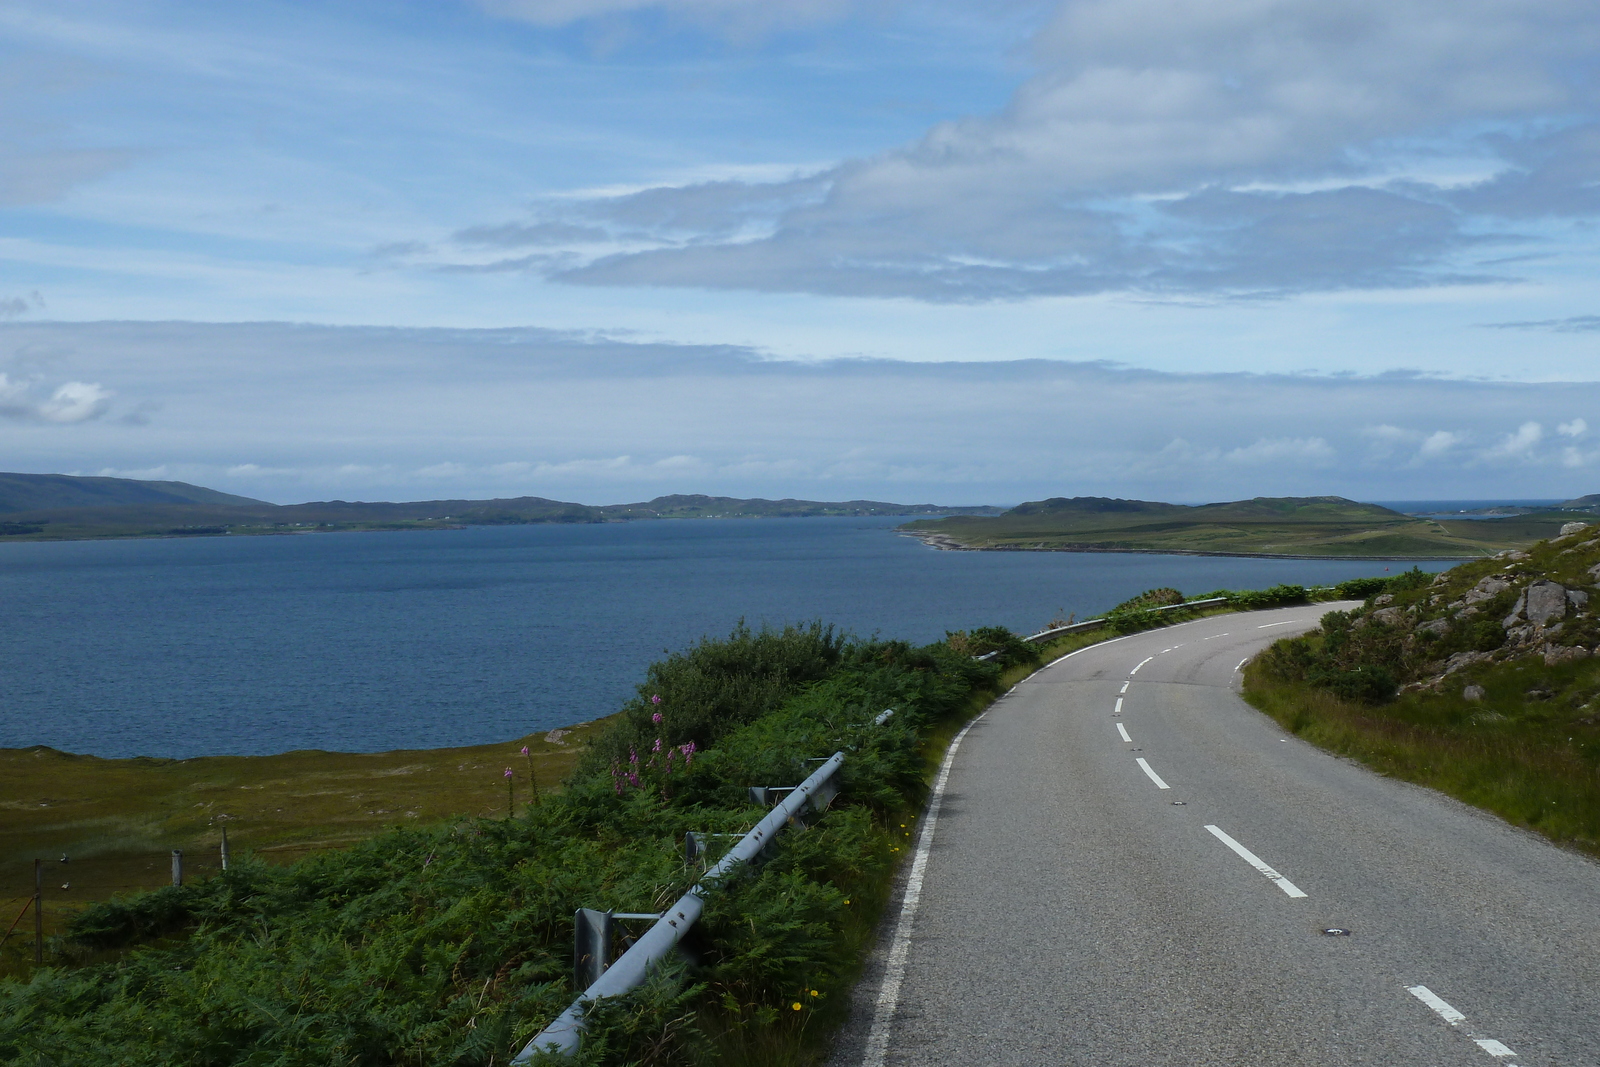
[973,597,1232,661]
[514,750,848,1062]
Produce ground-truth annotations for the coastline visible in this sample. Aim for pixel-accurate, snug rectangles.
[897,530,1479,561]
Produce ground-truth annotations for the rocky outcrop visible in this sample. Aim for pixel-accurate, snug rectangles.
[1504,580,1570,628]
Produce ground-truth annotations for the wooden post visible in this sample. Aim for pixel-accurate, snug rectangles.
[219,824,230,871]
[33,859,42,965]
[171,849,183,887]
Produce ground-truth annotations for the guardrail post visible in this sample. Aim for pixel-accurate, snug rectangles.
[219,824,230,871]
[33,859,42,965]
[574,908,612,991]
[171,849,183,887]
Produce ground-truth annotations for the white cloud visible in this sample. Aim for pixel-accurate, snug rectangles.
[1223,436,1336,466]
[0,374,113,423]
[37,380,112,422]
[1485,420,1543,459]
[1417,430,1463,458]
[1558,418,1588,438]
[449,0,1600,301]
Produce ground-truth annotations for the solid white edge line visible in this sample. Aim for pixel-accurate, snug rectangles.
[1235,658,1248,671]
[1116,722,1132,742]
[1406,985,1466,1025]
[1135,757,1170,789]
[860,712,985,1067]
[1204,824,1307,898]
[1257,620,1301,628]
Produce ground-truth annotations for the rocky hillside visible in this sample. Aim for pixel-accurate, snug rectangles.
[1261,520,1600,705]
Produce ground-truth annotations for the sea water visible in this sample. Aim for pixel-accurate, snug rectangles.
[0,517,1434,758]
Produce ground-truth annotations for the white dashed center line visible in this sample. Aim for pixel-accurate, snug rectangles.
[1114,697,1123,715]
[1119,681,1129,694]
[1203,633,1230,640]
[1406,986,1523,1065]
[1135,758,1170,789]
[1130,656,1154,675]
[1116,722,1132,743]
[1257,620,1300,628]
[1204,824,1307,898]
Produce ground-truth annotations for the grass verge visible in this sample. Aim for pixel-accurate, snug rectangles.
[1242,664,1600,859]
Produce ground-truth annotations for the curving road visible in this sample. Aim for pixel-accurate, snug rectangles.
[828,605,1600,1067]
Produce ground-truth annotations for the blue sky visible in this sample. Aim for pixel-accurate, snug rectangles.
[2,0,1599,504]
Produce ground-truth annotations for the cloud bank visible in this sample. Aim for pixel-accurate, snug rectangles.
[2,321,1597,504]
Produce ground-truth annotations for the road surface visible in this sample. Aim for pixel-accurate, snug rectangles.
[828,604,1600,1067]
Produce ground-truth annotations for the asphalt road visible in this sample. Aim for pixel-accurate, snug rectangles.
[828,605,1600,1067]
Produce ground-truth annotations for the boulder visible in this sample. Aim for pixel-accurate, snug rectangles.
[1569,589,1590,611]
[1589,561,1600,582]
[1544,644,1592,667]
[1525,580,1569,626]
[1443,650,1488,675]
[1559,521,1590,536]
[1462,684,1485,702]
[1368,606,1406,627]
[1417,618,1450,636]
[1462,576,1511,605]
[1372,593,1395,607]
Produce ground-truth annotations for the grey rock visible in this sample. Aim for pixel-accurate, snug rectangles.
[1463,576,1512,605]
[1570,589,1591,610]
[1417,618,1451,636]
[1559,521,1590,536]
[1462,684,1486,702]
[1444,651,1489,675]
[1503,589,1527,628]
[1589,562,1600,582]
[1525,580,1569,626]
[1544,644,1592,667]
[1372,593,1395,607]
[1368,606,1406,627]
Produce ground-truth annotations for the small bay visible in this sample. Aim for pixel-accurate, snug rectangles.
[0,517,1432,758]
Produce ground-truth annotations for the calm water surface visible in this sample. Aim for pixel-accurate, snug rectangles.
[0,518,1436,758]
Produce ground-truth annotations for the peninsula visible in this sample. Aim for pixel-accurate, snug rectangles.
[901,495,1596,559]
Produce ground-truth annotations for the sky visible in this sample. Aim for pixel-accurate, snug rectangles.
[2,0,1599,505]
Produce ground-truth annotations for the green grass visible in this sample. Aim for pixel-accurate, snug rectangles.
[0,722,610,977]
[1243,664,1600,858]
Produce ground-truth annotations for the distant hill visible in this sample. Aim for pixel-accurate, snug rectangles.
[0,474,999,541]
[1561,493,1600,511]
[0,473,265,513]
[902,494,1576,559]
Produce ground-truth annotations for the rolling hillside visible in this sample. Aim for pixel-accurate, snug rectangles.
[903,495,1585,558]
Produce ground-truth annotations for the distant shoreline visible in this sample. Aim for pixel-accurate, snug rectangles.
[899,530,1478,562]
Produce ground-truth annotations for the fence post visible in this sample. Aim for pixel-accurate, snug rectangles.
[220,825,230,871]
[33,859,42,965]
[171,849,184,887]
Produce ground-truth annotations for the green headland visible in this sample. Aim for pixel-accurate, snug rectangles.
[902,494,1598,559]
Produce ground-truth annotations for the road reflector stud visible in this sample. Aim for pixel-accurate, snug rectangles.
[1321,928,1352,936]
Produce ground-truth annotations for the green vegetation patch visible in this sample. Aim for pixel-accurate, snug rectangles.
[0,624,1010,1067]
